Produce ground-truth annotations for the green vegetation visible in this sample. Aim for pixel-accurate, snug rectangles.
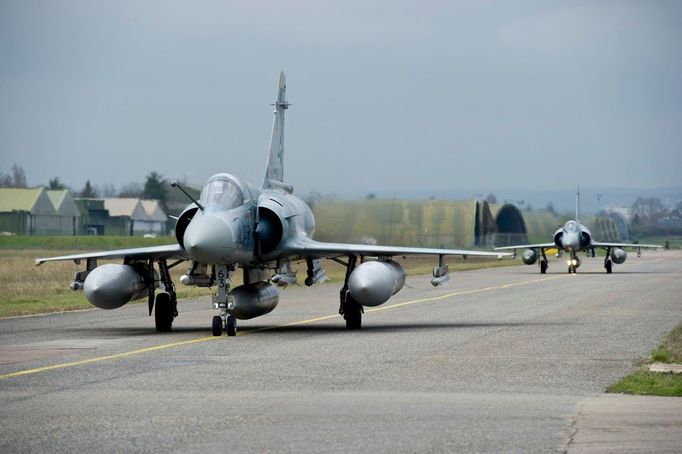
[0,235,174,250]
[608,372,682,397]
[608,322,682,397]
[637,235,682,250]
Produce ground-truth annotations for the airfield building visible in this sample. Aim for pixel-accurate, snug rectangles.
[0,187,80,235]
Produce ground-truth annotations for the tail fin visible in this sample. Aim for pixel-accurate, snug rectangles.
[575,186,580,223]
[261,71,293,193]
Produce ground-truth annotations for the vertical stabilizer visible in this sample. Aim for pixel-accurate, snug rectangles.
[575,186,581,223]
[262,71,292,192]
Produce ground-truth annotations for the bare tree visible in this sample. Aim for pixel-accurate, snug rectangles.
[631,197,667,224]
[100,183,117,197]
[0,164,28,188]
[118,182,143,198]
[11,164,27,188]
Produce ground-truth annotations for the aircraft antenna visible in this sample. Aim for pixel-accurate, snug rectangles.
[170,180,204,211]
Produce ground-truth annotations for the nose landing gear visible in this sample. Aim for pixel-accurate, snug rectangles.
[212,264,237,336]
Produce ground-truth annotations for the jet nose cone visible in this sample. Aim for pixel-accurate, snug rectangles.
[183,214,236,264]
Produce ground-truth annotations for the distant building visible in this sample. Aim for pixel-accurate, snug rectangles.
[0,187,79,235]
[103,198,148,236]
[46,189,80,235]
[74,197,169,236]
[75,198,114,235]
[140,200,168,235]
[593,210,630,241]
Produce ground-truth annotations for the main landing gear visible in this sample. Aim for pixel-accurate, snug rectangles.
[337,255,363,330]
[155,293,174,332]
[150,258,180,332]
[604,247,613,274]
[539,249,548,274]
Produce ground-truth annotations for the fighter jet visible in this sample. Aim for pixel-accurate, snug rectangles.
[494,189,661,274]
[37,72,509,336]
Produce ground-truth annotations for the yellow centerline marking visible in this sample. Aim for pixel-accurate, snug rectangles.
[0,336,219,379]
[0,274,565,380]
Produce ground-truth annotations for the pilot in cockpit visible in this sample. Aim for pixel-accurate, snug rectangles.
[200,176,243,210]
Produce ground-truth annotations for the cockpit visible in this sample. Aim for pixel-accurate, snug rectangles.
[564,220,579,233]
[200,174,244,210]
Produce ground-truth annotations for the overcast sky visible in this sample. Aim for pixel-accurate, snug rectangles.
[1,0,681,197]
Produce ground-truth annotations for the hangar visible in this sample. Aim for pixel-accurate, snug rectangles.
[0,188,79,235]
[312,198,531,249]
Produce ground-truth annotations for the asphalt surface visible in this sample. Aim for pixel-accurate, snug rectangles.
[1,250,681,452]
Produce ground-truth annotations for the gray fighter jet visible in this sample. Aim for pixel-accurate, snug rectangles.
[37,72,508,336]
[495,189,661,274]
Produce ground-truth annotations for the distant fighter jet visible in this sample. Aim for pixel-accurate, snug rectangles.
[495,189,660,274]
[37,72,508,336]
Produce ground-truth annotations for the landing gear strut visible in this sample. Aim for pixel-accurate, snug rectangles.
[338,255,362,330]
[604,247,613,274]
[155,259,178,332]
[212,264,236,336]
[540,260,548,274]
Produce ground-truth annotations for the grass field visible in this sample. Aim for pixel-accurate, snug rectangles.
[608,322,682,397]
[638,235,682,250]
[0,236,519,318]
[0,235,174,250]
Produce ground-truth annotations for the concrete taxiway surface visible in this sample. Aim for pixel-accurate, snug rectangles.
[1,250,681,452]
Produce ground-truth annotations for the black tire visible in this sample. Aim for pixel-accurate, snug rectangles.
[154,293,173,332]
[343,295,362,330]
[212,316,222,337]
[226,315,237,337]
[540,261,547,274]
[605,260,613,274]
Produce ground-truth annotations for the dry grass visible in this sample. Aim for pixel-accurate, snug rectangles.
[0,250,518,318]
[0,250,213,317]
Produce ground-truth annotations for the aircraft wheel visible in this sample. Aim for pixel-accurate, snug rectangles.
[540,261,547,274]
[567,265,574,274]
[344,297,362,330]
[226,315,237,337]
[605,260,613,274]
[154,293,173,332]
[212,316,223,337]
